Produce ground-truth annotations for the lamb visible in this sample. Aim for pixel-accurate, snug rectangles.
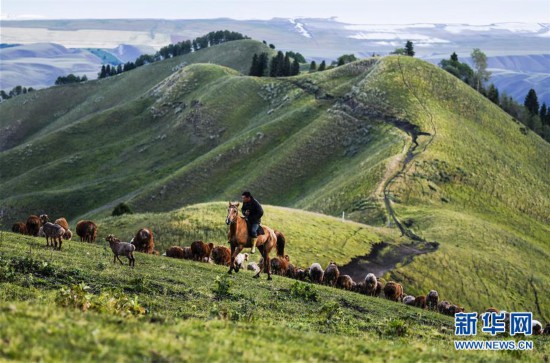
[403,295,416,306]
[413,296,427,309]
[427,290,439,311]
[76,220,97,242]
[26,215,42,237]
[271,255,290,276]
[11,222,27,235]
[336,274,354,290]
[234,253,249,271]
[383,281,404,302]
[41,222,66,250]
[309,263,324,284]
[190,240,214,262]
[54,217,72,240]
[106,234,135,267]
[532,320,543,335]
[165,246,185,259]
[211,246,231,266]
[131,228,155,253]
[323,262,340,287]
[247,262,260,273]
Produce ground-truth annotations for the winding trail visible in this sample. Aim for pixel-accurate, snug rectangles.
[342,57,441,277]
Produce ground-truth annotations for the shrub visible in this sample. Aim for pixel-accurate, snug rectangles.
[112,202,133,216]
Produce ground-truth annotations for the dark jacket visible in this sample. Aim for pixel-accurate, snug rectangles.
[242,198,263,224]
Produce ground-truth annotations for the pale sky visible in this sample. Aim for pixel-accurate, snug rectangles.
[1,0,549,24]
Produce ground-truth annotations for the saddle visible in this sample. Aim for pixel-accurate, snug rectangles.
[246,220,265,237]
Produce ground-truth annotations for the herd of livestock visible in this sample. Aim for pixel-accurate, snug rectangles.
[10,213,550,335]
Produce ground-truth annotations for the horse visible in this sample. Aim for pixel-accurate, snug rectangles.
[225,202,285,280]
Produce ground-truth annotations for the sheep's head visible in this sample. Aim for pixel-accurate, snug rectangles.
[40,214,49,224]
[105,234,120,243]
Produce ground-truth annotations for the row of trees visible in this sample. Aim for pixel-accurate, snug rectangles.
[439,50,550,141]
[99,30,249,79]
[55,74,88,85]
[249,51,300,77]
[0,85,35,101]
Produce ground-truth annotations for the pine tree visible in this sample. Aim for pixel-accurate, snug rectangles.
[450,52,458,62]
[318,60,326,71]
[269,55,279,77]
[249,53,259,76]
[539,103,547,125]
[291,58,300,76]
[283,53,291,76]
[487,84,499,104]
[524,89,539,116]
[99,65,106,78]
[309,60,317,72]
[405,41,415,56]
[258,53,269,77]
[116,64,122,74]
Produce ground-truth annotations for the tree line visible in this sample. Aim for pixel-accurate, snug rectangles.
[0,85,35,101]
[98,30,249,79]
[438,50,550,142]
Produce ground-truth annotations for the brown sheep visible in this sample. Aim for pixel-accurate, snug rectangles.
[413,295,427,309]
[286,263,297,278]
[383,281,404,302]
[295,268,308,281]
[438,301,465,316]
[26,215,42,236]
[336,274,355,290]
[182,246,193,260]
[131,228,155,253]
[54,218,73,240]
[364,273,379,296]
[323,262,340,287]
[76,220,97,243]
[165,246,185,259]
[543,323,550,335]
[427,290,439,311]
[271,255,290,276]
[12,222,27,235]
[309,263,324,284]
[211,246,231,266]
[485,307,500,314]
[190,240,214,262]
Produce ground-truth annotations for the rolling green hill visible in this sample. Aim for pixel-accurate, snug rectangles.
[1,233,548,362]
[1,39,549,333]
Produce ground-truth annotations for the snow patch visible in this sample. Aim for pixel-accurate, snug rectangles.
[349,32,449,44]
[345,24,437,32]
[289,18,312,38]
[445,23,545,34]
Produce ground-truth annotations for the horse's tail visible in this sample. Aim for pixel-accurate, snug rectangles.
[275,230,285,257]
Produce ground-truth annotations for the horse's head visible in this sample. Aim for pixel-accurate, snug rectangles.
[226,202,240,225]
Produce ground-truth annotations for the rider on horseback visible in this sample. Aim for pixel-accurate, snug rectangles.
[241,191,263,254]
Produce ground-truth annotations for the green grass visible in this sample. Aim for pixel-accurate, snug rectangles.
[1,232,548,362]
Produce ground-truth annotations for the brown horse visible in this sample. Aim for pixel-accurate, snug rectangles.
[225,202,285,280]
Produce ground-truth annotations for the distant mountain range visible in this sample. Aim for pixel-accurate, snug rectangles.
[1,18,549,103]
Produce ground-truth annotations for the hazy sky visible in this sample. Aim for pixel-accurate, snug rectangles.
[1,0,549,24]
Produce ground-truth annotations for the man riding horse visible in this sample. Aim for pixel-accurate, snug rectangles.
[241,191,263,254]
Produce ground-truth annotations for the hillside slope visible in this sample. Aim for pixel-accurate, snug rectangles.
[1,43,549,320]
[1,232,548,362]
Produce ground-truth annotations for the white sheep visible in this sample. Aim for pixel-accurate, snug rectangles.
[533,320,543,335]
[403,295,416,306]
[235,253,249,270]
[106,234,136,267]
[247,262,260,273]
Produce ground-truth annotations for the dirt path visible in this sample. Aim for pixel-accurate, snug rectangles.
[340,241,439,280]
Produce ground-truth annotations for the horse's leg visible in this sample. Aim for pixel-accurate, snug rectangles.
[232,245,244,273]
[263,244,272,281]
[228,243,236,274]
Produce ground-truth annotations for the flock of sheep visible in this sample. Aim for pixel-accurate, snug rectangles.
[10,213,550,335]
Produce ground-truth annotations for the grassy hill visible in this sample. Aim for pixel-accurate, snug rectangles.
[1,39,549,338]
[1,232,548,362]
